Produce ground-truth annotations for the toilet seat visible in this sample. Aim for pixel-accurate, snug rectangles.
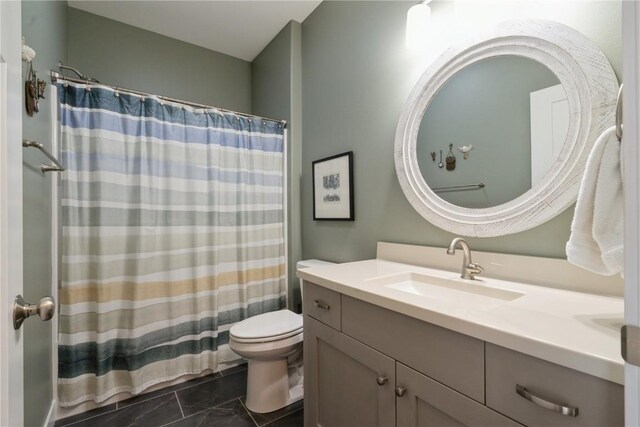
[230,309,302,343]
[229,331,303,360]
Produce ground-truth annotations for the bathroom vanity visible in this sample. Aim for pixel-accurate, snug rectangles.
[299,16,625,427]
[299,243,624,427]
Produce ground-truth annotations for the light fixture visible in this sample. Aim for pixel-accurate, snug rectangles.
[406,0,432,50]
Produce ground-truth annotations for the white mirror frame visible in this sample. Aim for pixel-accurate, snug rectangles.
[395,20,618,237]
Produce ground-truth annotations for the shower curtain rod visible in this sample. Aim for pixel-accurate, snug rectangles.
[50,71,287,127]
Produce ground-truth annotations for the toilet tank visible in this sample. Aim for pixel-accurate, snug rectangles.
[296,259,335,302]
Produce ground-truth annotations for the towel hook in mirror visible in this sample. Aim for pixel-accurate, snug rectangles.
[616,84,623,142]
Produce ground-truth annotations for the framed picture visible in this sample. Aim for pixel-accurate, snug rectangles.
[312,151,354,221]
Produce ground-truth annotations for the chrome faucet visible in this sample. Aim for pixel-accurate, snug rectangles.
[447,238,484,280]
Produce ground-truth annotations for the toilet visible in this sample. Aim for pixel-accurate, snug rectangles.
[229,259,335,413]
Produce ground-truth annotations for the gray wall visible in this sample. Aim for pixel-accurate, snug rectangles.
[301,0,621,262]
[22,2,68,425]
[418,56,560,208]
[252,21,304,311]
[68,7,252,112]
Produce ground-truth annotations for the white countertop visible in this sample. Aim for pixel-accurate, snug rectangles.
[298,259,625,385]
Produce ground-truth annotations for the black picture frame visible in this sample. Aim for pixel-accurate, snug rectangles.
[312,151,354,221]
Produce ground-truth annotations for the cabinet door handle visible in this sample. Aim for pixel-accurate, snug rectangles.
[314,300,330,311]
[395,386,407,397]
[376,376,388,386]
[515,384,578,417]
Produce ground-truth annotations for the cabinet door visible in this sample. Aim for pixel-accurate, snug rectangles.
[396,363,521,427]
[304,316,395,427]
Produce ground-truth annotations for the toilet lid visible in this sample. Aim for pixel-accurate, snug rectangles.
[230,309,303,341]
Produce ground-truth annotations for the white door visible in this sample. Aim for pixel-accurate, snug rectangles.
[530,84,569,186]
[0,1,25,426]
[623,2,640,426]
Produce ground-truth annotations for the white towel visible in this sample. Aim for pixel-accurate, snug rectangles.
[566,126,623,276]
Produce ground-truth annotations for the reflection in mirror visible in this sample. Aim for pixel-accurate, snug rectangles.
[416,55,568,208]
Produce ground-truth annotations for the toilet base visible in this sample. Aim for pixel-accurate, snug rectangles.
[245,358,303,413]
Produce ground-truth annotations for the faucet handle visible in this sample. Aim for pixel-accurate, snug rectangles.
[467,263,484,276]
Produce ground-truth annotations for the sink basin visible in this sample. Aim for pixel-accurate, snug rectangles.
[366,272,523,310]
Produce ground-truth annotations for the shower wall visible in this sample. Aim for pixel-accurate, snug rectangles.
[22,2,68,426]
[67,7,252,112]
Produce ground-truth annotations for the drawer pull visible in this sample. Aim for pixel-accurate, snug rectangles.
[395,386,407,397]
[314,300,330,311]
[376,375,388,386]
[516,384,579,417]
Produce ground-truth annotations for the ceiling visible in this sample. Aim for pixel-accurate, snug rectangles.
[68,1,322,61]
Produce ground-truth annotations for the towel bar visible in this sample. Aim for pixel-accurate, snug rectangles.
[433,182,485,193]
[22,139,65,173]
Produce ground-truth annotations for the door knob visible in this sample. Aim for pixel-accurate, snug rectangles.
[13,295,55,330]
[376,375,389,386]
[395,386,407,397]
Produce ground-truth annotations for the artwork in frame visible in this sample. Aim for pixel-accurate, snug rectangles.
[313,151,354,221]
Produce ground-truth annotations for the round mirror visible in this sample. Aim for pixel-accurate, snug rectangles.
[395,20,618,237]
[416,55,566,209]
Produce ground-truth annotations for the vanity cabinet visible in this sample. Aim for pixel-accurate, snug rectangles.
[303,280,624,427]
[304,316,395,427]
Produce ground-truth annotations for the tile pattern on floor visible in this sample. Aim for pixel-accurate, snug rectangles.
[242,396,303,426]
[54,364,303,427]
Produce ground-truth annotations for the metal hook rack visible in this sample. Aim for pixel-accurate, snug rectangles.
[22,140,65,173]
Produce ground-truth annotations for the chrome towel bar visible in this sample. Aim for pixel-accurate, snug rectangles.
[22,139,65,173]
[433,182,485,193]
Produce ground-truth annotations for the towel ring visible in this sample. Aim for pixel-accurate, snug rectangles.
[616,84,623,142]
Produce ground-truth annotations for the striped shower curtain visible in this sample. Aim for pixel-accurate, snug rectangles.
[57,82,286,407]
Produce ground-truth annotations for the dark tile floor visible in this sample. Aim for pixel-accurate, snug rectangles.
[54,364,303,427]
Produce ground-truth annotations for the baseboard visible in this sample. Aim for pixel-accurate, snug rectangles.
[43,400,56,427]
